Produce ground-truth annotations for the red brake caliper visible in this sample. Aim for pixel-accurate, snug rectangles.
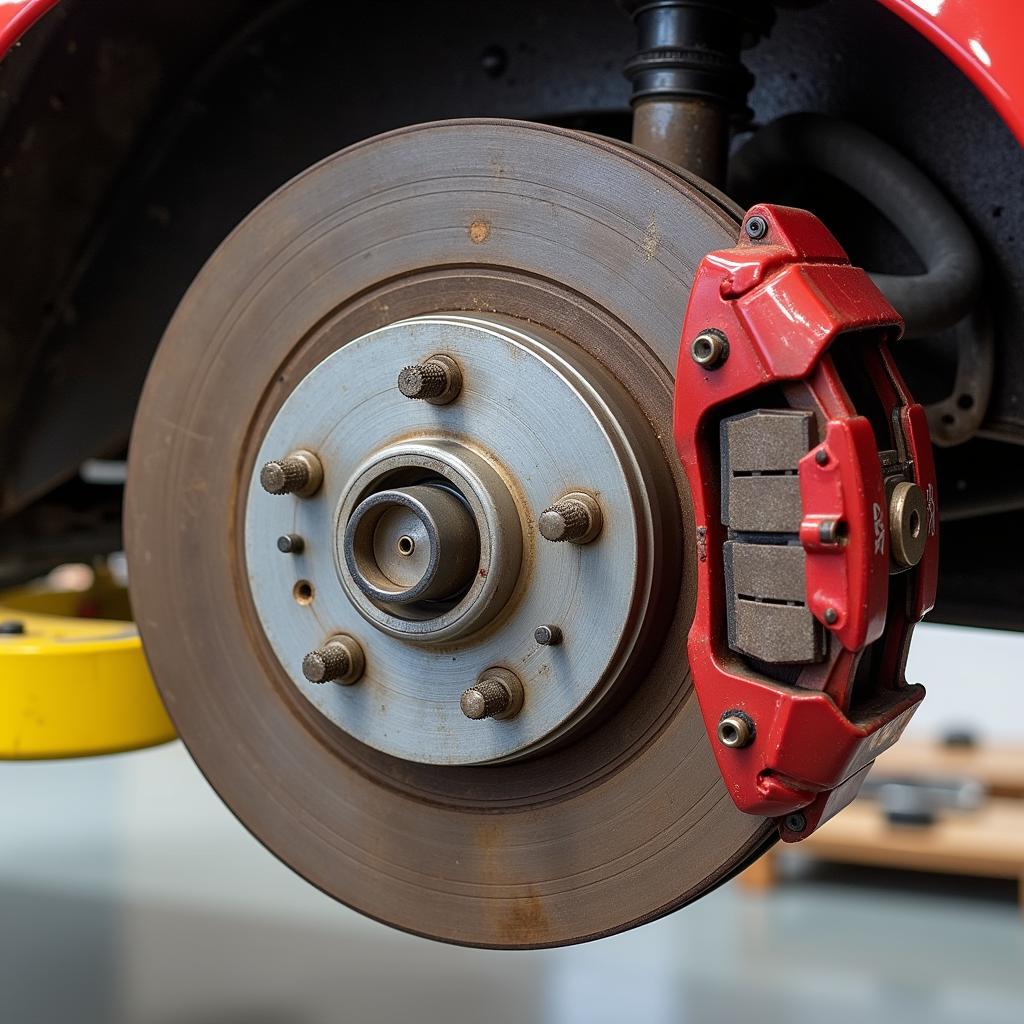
[674,204,939,841]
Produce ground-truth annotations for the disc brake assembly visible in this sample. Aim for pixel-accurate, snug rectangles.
[125,121,936,947]
[675,202,938,841]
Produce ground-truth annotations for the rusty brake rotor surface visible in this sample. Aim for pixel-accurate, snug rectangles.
[125,118,774,947]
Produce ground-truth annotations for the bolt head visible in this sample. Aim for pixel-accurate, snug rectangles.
[277,533,304,554]
[784,812,807,833]
[690,329,728,369]
[745,215,768,240]
[717,712,754,749]
[815,448,829,466]
[534,624,563,646]
[823,607,839,625]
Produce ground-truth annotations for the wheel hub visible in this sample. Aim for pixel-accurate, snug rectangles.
[246,314,662,765]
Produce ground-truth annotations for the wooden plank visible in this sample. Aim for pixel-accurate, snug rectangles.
[800,798,1024,880]
[874,741,1024,798]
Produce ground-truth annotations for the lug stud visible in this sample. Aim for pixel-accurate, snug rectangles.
[301,635,365,686]
[259,449,323,497]
[397,354,462,405]
[534,624,563,646]
[539,492,603,545]
[690,329,729,369]
[460,668,524,721]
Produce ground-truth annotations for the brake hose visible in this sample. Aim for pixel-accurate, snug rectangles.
[729,113,982,339]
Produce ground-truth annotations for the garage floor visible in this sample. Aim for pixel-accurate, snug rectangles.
[2,742,1022,1024]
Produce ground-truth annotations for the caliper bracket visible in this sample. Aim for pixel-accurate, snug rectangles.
[674,204,938,841]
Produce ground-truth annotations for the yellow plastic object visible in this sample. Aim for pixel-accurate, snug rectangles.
[0,584,176,759]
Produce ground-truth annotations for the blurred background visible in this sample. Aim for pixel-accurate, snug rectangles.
[3,616,1023,1024]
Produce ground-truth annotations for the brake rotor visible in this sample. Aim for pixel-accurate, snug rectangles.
[125,118,774,947]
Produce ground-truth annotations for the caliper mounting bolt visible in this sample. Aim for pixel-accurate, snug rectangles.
[301,635,365,686]
[259,449,323,497]
[690,328,729,369]
[539,492,603,545]
[397,354,463,405]
[745,215,768,240]
[784,812,808,834]
[717,711,754,749]
[460,668,524,721]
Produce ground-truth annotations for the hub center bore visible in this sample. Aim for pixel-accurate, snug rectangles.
[345,484,479,604]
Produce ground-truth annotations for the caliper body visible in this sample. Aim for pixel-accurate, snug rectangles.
[674,204,938,841]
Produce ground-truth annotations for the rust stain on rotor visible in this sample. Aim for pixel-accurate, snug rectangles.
[641,216,660,261]
[500,891,550,945]
[468,219,491,244]
[474,820,552,944]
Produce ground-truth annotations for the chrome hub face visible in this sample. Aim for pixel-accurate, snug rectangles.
[244,313,670,765]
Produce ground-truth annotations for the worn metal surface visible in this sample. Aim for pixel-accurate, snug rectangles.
[125,119,772,947]
[246,313,664,766]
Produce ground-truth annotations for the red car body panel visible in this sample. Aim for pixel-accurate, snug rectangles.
[0,0,58,58]
[879,0,1024,144]
[1,1,1022,143]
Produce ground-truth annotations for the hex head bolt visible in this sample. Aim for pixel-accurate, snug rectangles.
[301,636,365,686]
[690,329,729,369]
[744,214,768,240]
[460,669,524,721]
[538,492,603,545]
[259,449,323,497]
[717,711,754,749]
[397,354,462,405]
